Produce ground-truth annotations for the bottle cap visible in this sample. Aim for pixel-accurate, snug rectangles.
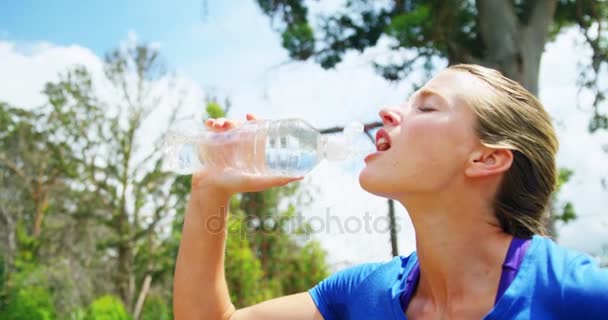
[323,121,365,161]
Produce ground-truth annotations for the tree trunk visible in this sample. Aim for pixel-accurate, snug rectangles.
[473,0,556,96]
[0,206,16,272]
[133,274,152,320]
[116,214,135,309]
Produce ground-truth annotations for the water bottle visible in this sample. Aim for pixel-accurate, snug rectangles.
[162,118,365,176]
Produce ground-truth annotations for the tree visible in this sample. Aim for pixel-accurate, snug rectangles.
[256,0,608,244]
[237,182,329,296]
[35,41,187,311]
[0,101,103,318]
[1,38,194,317]
[45,43,185,310]
[0,103,79,271]
[257,1,606,97]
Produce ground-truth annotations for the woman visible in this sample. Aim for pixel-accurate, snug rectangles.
[173,64,607,319]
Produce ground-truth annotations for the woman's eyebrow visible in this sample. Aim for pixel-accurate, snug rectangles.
[416,88,449,106]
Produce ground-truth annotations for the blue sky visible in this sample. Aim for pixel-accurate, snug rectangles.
[1,0,289,89]
[1,0,200,54]
[1,1,607,263]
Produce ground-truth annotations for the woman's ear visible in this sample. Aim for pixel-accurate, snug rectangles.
[465,147,513,178]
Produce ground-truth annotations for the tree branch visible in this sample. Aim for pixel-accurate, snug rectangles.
[132,191,172,242]
[133,274,152,320]
[0,156,31,191]
[319,121,382,134]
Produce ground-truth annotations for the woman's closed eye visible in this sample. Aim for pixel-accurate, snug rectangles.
[417,105,436,112]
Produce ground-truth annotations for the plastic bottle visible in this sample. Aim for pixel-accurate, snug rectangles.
[162,118,364,176]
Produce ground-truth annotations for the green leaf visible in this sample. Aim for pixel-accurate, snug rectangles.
[206,101,226,119]
[281,23,315,60]
[85,295,132,320]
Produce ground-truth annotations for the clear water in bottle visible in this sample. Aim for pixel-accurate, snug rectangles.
[162,118,364,176]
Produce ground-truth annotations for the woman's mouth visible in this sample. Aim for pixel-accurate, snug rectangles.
[375,128,391,151]
[364,128,392,162]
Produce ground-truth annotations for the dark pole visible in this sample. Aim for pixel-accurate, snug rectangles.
[319,121,399,257]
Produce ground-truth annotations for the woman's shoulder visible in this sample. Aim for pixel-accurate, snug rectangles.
[309,253,417,299]
[316,252,417,293]
[308,253,417,320]
[526,236,608,316]
[531,235,605,270]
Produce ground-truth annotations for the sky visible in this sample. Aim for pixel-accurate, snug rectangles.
[1,0,607,267]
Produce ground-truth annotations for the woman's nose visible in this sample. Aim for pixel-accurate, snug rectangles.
[379,108,401,126]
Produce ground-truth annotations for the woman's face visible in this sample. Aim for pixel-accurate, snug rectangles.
[359,69,485,199]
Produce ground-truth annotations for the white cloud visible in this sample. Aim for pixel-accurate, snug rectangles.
[0,37,207,166]
[2,21,606,270]
[0,41,103,107]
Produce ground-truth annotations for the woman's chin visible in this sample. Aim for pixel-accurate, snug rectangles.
[359,168,384,195]
[359,167,404,199]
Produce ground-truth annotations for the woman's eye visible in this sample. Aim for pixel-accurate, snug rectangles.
[417,106,435,112]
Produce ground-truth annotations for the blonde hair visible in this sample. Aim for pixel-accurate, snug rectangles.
[449,64,559,237]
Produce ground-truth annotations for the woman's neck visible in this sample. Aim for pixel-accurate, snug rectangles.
[401,193,512,314]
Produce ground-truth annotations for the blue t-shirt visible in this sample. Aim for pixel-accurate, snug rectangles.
[308,236,608,319]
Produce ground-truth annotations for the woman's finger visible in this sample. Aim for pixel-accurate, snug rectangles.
[246,113,258,121]
[213,118,226,129]
[204,118,214,128]
[205,118,240,132]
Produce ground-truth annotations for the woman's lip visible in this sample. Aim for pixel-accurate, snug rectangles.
[375,128,391,146]
[364,150,385,162]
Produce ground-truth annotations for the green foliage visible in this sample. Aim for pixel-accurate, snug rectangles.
[140,293,171,320]
[0,273,56,320]
[1,42,332,319]
[14,221,39,268]
[206,101,226,119]
[38,42,185,309]
[85,295,132,320]
[1,286,56,320]
[282,22,315,60]
[222,188,329,306]
[281,241,329,294]
[589,113,608,133]
[257,0,606,78]
[257,0,608,130]
[0,255,5,310]
[551,0,608,37]
[225,212,270,307]
[69,308,87,320]
[552,168,578,224]
[236,184,329,298]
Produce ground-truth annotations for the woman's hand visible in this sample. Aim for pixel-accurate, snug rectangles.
[190,114,303,201]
